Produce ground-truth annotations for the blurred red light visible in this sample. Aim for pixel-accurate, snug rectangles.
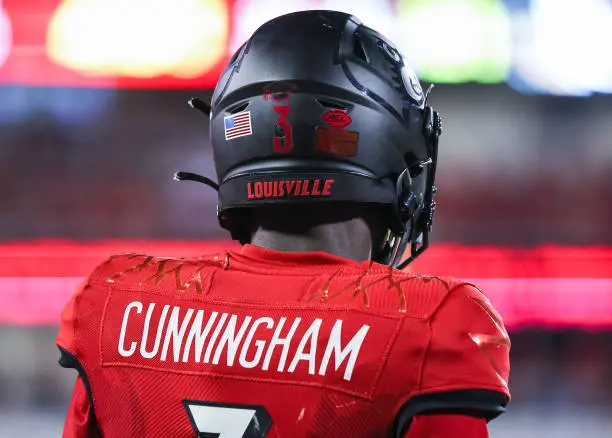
[1,240,611,329]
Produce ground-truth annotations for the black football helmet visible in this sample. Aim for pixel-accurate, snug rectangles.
[176,10,441,269]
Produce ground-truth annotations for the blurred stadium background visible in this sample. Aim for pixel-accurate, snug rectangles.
[0,0,611,437]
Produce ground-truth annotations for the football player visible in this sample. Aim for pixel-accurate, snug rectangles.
[57,10,510,438]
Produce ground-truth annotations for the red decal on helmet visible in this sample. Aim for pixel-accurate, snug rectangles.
[246,179,334,200]
[262,81,297,102]
[272,105,294,153]
[322,109,352,128]
[315,127,358,157]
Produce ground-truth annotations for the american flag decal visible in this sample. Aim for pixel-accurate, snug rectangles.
[224,111,252,140]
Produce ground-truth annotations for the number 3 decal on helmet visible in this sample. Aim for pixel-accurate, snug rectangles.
[183,400,272,438]
[272,105,293,154]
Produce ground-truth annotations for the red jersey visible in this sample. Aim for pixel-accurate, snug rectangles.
[57,245,510,438]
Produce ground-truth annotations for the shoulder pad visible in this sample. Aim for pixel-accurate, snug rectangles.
[392,284,510,437]
[422,283,510,395]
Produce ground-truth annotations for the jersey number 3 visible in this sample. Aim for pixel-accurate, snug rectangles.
[183,400,272,438]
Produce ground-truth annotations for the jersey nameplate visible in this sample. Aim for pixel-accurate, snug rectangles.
[100,290,402,398]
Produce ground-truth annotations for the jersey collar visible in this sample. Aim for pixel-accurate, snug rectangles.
[239,244,360,267]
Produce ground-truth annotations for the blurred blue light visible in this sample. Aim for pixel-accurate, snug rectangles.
[0,86,116,125]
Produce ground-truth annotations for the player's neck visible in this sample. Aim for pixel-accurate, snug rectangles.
[250,222,372,262]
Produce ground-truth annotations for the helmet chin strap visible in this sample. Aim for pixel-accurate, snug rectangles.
[188,97,211,117]
[173,171,219,191]
[174,99,220,189]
